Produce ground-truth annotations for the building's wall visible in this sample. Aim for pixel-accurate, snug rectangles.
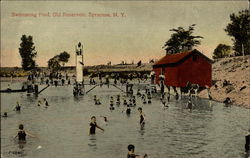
[164,67,179,87]
[153,54,212,87]
[178,55,212,87]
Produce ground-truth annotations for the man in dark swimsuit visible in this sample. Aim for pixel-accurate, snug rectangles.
[127,144,147,158]
[89,116,104,135]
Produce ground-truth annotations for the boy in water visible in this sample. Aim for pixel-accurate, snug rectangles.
[127,144,147,158]
[89,116,104,135]
[14,124,36,143]
[138,107,145,127]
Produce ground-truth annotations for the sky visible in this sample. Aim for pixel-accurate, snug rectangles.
[1,1,249,67]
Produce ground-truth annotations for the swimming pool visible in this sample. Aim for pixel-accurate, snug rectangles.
[1,81,249,158]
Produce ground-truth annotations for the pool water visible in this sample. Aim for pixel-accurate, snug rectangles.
[1,81,249,158]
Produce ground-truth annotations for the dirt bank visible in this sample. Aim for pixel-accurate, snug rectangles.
[198,55,250,109]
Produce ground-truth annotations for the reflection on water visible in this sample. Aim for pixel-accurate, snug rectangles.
[1,81,250,158]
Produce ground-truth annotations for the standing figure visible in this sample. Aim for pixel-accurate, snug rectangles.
[138,107,145,127]
[89,116,104,135]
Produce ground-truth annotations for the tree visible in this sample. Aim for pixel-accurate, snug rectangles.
[19,35,37,70]
[48,55,61,72]
[58,51,70,65]
[163,24,203,54]
[213,44,231,59]
[225,9,250,56]
[47,51,70,72]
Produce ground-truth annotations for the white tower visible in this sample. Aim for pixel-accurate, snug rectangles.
[75,42,84,83]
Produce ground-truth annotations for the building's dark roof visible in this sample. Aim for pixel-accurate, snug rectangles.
[153,49,213,68]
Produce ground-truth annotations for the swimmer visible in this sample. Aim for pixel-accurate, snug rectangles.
[138,107,145,127]
[147,97,151,104]
[110,105,115,110]
[37,100,41,106]
[95,99,101,105]
[110,96,114,106]
[186,98,193,111]
[137,89,141,96]
[132,96,136,106]
[89,116,104,135]
[123,99,128,105]
[162,100,169,109]
[44,98,49,107]
[126,105,131,115]
[127,144,147,158]
[14,124,36,143]
[93,95,97,102]
[14,102,21,111]
[2,112,8,117]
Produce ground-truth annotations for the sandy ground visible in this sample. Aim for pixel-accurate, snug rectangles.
[198,55,250,109]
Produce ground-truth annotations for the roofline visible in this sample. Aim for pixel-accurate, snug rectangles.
[153,49,213,68]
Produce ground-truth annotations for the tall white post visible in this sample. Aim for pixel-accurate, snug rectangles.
[76,42,83,83]
[73,42,84,96]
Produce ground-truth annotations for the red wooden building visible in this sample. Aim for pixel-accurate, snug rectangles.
[153,49,213,88]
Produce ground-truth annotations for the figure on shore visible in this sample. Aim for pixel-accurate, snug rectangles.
[223,97,232,106]
[89,116,104,135]
[127,144,147,158]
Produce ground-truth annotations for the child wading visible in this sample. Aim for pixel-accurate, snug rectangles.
[138,107,145,127]
[89,116,104,135]
[127,144,147,158]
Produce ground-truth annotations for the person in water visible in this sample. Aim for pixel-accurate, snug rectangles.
[138,107,145,127]
[37,100,41,106]
[126,105,131,115]
[2,112,8,117]
[186,98,193,111]
[14,124,36,142]
[44,98,49,107]
[127,144,147,158]
[89,116,104,135]
[245,129,250,154]
[14,102,21,111]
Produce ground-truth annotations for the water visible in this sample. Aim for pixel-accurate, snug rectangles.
[1,81,249,158]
